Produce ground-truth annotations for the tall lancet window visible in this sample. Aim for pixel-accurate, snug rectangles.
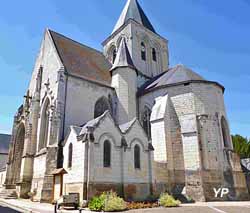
[134,145,141,169]
[152,48,157,62]
[141,42,146,61]
[103,140,111,168]
[38,99,50,151]
[112,49,117,64]
[142,106,151,138]
[68,143,73,168]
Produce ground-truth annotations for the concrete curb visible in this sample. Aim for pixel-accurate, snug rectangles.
[0,199,32,213]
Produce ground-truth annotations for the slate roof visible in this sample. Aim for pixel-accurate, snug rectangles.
[49,30,112,86]
[138,65,224,95]
[119,118,137,133]
[0,134,11,154]
[113,0,156,34]
[79,112,109,137]
[110,38,136,71]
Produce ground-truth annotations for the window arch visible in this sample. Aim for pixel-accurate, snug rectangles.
[38,99,50,151]
[134,145,141,169]
[152,48,157,62]
[103,140,111,167]
[142,106,152,138]
[108,45,117,64]
[94,97,112,118]
[141,42,146,61]
[112,49,117,64]
[68,143,73,168]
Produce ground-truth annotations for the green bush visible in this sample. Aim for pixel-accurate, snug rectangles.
[159,193,181,208]
[88,191,126,212]
[104,191,126,212]
[88,195,105,211]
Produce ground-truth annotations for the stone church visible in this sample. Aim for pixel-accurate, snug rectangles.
[4,0,249,203]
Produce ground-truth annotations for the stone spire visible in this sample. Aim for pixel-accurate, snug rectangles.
[110,38,136,71]
[112,0,156,34]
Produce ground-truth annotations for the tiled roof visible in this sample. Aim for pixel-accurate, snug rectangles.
[0,134,11,154]
[49,30,112,86]
[113,0,156,34]
[139,65,224,95]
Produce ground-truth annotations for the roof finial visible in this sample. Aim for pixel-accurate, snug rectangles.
[112,0,156,34]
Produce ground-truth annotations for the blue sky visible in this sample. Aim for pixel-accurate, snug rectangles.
[0,0,249,137]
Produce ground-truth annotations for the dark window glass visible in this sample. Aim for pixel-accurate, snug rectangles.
[39,99,50,151]
[104,140,111,167]
[141,42,146,61]
[68,143,73,168]
[142,107,152,138]
[112,49,117,64]
[152,48,157,62]
[134,145,141,169]
[221,117,230,148]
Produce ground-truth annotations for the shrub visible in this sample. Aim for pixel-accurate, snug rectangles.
[159,193,181,208]
[88,191,126,212]
[88,195,105,211]
[104,191,126,212]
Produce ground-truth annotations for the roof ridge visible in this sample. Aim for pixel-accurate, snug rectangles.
[48,29,104,55]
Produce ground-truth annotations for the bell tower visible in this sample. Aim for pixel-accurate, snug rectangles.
[103,0,169,83]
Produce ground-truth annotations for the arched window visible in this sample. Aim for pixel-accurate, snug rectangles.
[94,97,112,118]
[142,106,152,138]
[141,42,146,61]
[103,140,111,167]
[38,99,50,151]
[112,49,117,64]
[134,145,141,169]
[152,48,157,62]
[221,116,230,148]
[68,143,73,168]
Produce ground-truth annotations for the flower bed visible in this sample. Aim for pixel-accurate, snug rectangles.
[88,191,180,212]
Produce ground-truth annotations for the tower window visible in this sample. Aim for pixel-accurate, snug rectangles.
[152,48,157,62]
[134,145,141,169]
[103,140,111,167]
[141,42,146,61]
[112,49,117,64]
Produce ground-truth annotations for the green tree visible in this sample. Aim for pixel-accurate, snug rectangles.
[232,134,250,158]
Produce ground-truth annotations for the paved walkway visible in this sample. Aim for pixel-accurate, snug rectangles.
[1,198,250,213]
